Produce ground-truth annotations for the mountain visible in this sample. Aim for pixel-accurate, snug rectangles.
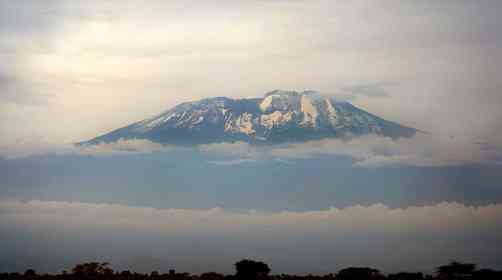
[78,90,417,146]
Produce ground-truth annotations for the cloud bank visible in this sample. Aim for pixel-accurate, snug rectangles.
[269,134,502,167]
[1,199,501,273]
[2,199,501,235]
[197,134,502,167]
[2,133,501,168]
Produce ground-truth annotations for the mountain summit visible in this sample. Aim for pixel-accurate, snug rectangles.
[79,90,417,146]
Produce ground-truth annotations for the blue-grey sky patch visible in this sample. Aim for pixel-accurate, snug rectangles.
[1,150,502,211]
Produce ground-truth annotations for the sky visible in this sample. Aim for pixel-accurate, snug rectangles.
[1,0,502,275]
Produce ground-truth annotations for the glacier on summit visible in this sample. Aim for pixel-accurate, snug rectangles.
[79,90,417,146]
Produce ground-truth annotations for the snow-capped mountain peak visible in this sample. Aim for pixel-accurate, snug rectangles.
[78,90,417,146]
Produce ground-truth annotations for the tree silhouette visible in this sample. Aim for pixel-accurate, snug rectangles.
[336,267,384,280]
[235,259,271,280]
[72,262,114,277]
[24,269,37,277]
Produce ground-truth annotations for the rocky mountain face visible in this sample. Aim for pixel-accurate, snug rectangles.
[79,90,417,146]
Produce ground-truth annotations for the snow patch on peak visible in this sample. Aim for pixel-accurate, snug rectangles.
[238,113,256,135]
[259,95,274,112]
[324,98,339,126]
[259,93,299,113]
[260,111,294,129]
[140,111,180,130]
[300,94,319,127]
[225,112,256,135]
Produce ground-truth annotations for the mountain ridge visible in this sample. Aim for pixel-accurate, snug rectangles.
[78,90,418,146]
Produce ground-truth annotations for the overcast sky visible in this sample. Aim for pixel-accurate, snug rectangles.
[1,0,502,274]
[1,0,502,148]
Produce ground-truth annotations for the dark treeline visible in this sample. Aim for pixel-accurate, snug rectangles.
[1,260,501,280]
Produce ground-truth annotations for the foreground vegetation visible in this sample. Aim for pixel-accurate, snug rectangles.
[2,260,501,280]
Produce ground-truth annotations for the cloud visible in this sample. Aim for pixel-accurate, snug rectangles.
[2,134,501,168]
[77,135,502,167]
[1,199,500,236]
[0,138,179,159]
[1,199,501,273]
[269,134,502,167]
[77,138,178,155]
[198,142,258,158]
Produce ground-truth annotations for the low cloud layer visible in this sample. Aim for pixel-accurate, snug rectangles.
[269,134,502,167]
[2,199,501,235]
[1,199,501,273]
[198,134,502,167]
[0,138,176,159]
[2,133,501,168]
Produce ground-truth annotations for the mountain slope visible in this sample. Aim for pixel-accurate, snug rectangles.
[78,90,417,146]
